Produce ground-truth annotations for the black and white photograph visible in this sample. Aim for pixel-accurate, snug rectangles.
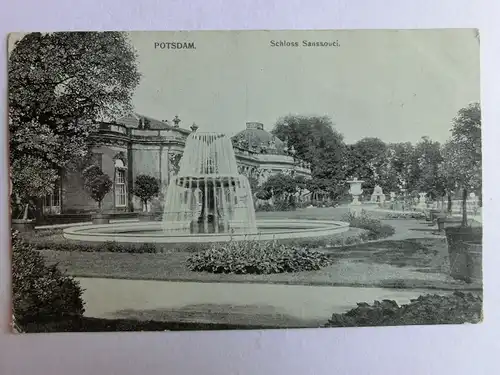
[8,29,482,333]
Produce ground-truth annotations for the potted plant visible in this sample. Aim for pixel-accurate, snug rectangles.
[440,102,482,283]
[132,174,160,221]
[82,165,113,224]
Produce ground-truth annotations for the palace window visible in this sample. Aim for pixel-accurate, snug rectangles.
[115,159,127,207]
[43,179,61,215]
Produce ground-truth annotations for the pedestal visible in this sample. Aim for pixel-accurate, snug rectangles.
[349,195,362,216]
[349,205,362,217]
[351,195,361,206]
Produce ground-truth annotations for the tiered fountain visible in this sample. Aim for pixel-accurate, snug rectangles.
[162,132,258,235]
[63,132,349,243]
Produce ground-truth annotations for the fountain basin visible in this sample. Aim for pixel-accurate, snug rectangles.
[62,219,350,244]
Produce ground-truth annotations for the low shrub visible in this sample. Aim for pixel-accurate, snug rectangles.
[343,212,395,240]
[11,231,85,331]
[384,212,426,220]
[187,240,332,274]
[255,202,274,212]
[255,200,296,212]
[324,292,482,327]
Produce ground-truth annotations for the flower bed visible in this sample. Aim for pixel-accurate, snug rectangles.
[187,240,332,274]
[324,292,482,327]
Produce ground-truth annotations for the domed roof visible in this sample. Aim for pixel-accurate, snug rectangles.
[232,122,286,154]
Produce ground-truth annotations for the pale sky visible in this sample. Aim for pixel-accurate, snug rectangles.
[9,30,479,144]
[128,29,480,144]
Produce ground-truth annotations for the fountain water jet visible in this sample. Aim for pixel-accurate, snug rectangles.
[162,132,258,235]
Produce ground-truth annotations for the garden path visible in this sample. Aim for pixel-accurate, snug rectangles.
[77,277,447,328]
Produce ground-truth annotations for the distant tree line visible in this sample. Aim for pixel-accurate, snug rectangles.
[270,102,482,212]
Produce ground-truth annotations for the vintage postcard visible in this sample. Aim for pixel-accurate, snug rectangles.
[8,29,482,333]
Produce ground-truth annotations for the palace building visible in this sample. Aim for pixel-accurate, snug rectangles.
[42,114,312,215]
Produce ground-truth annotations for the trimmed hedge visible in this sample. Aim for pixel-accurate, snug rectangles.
[22,230,158,253]
[384,212,426,220]
[12,231,85,330]
[324,292,482,327]
[187,240,332,274]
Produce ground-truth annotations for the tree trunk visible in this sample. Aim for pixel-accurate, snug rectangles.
[447,192,452,214]
[98,200,102,212]
[462,188,468,227]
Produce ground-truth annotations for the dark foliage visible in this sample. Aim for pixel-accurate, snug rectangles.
[20,316,268,333]
[11,231,85,329]
[325,292,482,327]
[255,189,272,200]
[132,174,160,207]
[82,164,112,209]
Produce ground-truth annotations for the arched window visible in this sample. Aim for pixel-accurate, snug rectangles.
[114,159,127,207]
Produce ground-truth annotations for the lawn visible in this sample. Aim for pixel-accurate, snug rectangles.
[31,207,480,290]
[40,235,477,291]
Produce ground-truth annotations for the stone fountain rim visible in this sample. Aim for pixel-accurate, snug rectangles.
[62,219,350,244]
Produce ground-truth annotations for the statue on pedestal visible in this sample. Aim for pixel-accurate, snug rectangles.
[371,185,385,205]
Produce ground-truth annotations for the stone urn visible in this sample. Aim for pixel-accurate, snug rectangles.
[346,178,364,206]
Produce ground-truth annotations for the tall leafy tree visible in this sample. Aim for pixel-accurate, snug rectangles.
[441,102,482,225]
[272,115,347,199]
[410,137,444,199]
[9,32,141,215]
[345,137,388,193]
[261,173,297,198]
[379,142,415,193]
